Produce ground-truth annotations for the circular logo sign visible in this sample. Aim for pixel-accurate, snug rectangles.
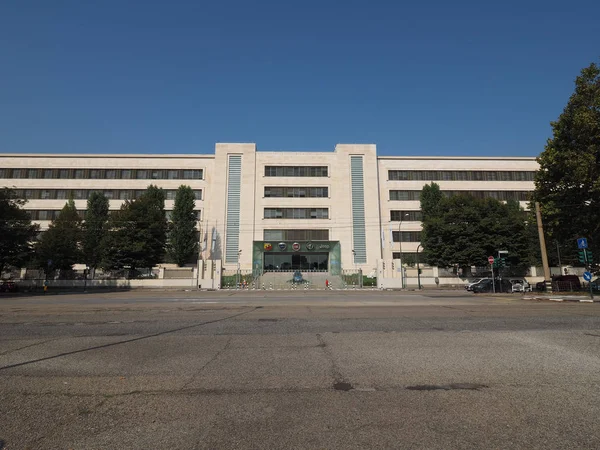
[264,243,272,251]
[292,242,301,252]
[278,242,287,251]
[306,242,314,250]
[488,256,494,264]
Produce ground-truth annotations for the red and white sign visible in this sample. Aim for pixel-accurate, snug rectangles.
[292,242,301,251]
[488,256,495,265]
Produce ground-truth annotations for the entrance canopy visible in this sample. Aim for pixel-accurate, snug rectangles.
[253,241,341,275]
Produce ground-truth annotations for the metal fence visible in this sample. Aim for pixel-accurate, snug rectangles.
[220,269,376,290]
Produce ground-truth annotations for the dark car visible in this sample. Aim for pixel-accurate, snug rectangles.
[472,278,512,293]
[536,275,582,292]
[0,280,18,293]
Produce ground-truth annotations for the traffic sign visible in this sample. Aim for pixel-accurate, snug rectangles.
[488,256,495,264]
[583,271,592,282]
[577,237,588,249]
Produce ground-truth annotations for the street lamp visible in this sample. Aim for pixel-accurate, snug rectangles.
[236,249,242,289]
[416,244,423,290]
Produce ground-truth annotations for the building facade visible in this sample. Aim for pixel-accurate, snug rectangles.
[0,144,538,274]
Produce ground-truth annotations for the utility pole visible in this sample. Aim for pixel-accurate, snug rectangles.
[535,202,552,291]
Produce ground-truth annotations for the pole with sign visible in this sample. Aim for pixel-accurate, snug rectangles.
[488,256,495,294]
[583,271,594,300]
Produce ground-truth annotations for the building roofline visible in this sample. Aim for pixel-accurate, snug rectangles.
[0,153,215,159]
[377,156,537,161]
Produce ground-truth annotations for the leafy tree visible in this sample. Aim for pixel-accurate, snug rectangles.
[168,185,198,266]
[420,183,531,274]
[102,185,167,271]
[0,188,39,274]
[83,191,110,273]
[35,199,82,275]
[533,62,600,268]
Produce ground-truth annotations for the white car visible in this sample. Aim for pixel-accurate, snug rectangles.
[510,279,531,293]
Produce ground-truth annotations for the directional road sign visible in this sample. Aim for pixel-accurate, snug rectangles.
[577,237,588,249]
[488,256,495,265]
[583,271,592,282]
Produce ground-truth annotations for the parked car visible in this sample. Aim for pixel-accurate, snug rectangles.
[536,275,582,292]
[465,278,489,291]
[472,278,512,293]
[510,279,531,293]
[0,280,19,293]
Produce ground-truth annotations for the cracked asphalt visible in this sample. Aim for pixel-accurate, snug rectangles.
[1,290,599,449]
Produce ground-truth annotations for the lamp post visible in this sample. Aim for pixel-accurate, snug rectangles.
[236,249,242,289]
[416,244,423,290]
[398,212,410,288]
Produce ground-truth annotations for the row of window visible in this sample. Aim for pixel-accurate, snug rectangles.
[388,170,535,182]
[391,231,422,242]
[263,229,330,241]
[390,210,423,221]
[27,209,202,221]
[0,168,203,180]
[264,187,329,198]
[264,208,329,219]
[264,166,328,177]
[10,189,202,201]
[389,190,531,201]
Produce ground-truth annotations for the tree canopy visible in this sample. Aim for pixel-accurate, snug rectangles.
[35,198,82,274]
[420,183,531,274]
[0,188,39,275]
[102,185,167,271]
[167,185,198,266]
[83,192,110,271]
[533,62,600,267]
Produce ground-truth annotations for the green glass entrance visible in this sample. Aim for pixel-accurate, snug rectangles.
[264,252,328,271]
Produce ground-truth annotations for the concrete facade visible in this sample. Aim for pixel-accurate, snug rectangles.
[0,144,538,275]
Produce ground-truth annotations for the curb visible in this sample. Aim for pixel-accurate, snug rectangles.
[523,296,598,303]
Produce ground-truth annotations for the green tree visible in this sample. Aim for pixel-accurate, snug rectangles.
[36,199,82,275]
[83,191,110,273]
[420,184,531,274]
[168,185,198,266]
[0,188,39,274]
[533,62,600,268]
[102,185,167,272]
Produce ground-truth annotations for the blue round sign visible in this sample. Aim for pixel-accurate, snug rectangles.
[583,271,592,282]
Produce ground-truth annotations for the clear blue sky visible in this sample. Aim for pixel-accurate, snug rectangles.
[1,0,598,156]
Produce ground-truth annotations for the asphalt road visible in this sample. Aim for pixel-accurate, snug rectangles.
[1,290,599,449]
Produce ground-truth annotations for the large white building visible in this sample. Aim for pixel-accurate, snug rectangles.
[0,143,538,276]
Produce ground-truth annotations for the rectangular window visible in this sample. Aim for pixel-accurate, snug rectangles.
[264,187,328,197]
[119,190,132,200]
[165,190,176,200]
[40,190,52,199]
[106,169,117,179]
[74,190,87,199]
[12,169,25,178]
[24,189,35,199]
[56,190,67,200]
[90,169,102,179]
[121,170,132,179]
[151,170,163,179]
[135,190,145,199]
[167,170,178,179]
[390,210,423,221]
[37,210,49,220]
[264,166,328,177]
[392,231,422,242]
[389,190,421,201]
[136,170,148,179]
[182,169,202,179]
[28,169,38,179]
[193,190,202,200]
[387,170,536,182]
[0,169,7,178]
[264,208,329,219]
[59,169,70,179]
[263,229,329,241]
[103,190,115,199]
[74,169,85,179]
[43,169,54,179]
